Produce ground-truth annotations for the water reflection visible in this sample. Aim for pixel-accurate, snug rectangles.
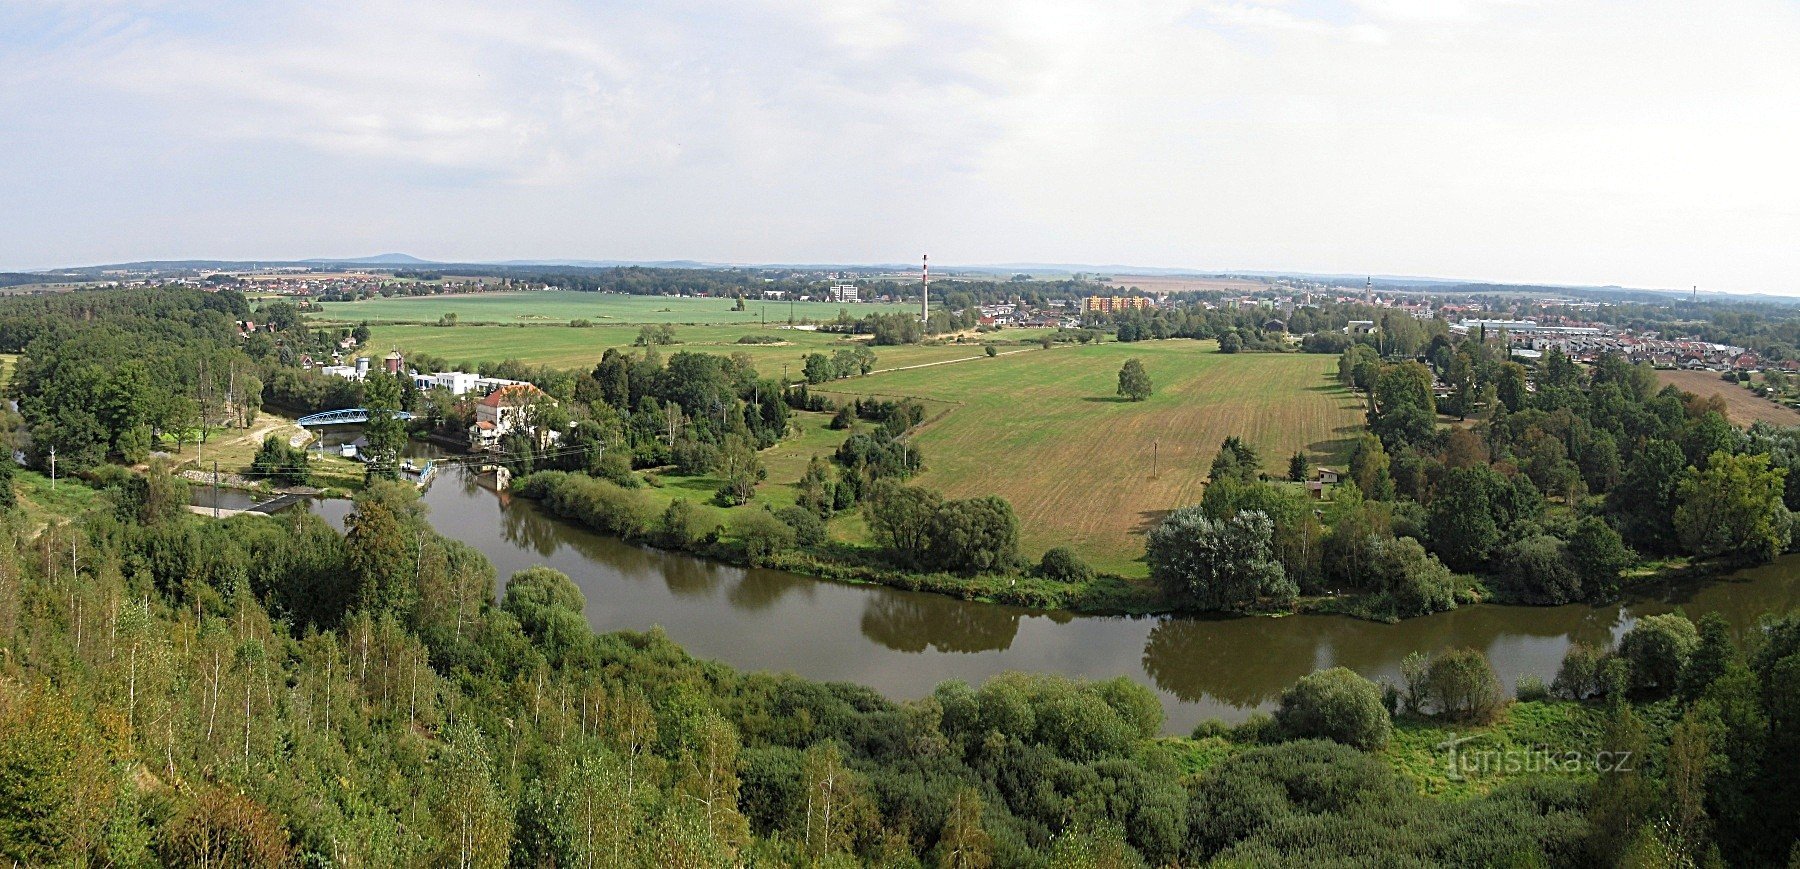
[860,595,1022,654]
[289,463,1800,734]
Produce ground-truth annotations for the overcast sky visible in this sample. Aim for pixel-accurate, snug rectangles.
[3,0,1797,292]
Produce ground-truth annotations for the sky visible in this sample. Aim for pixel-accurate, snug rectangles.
[2,0,1798,293]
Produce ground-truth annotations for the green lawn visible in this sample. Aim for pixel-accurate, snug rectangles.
[821,341,1366,574]
[307,290,917,326]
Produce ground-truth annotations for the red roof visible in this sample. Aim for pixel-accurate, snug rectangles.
[478,383,546,407]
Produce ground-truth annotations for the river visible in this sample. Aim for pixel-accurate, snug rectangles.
[297,463,1800,735]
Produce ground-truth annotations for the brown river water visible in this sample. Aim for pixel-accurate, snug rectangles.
[298,463,1800,734]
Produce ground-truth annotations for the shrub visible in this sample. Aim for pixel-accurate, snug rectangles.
[1038,546,1093,583]
[251,435,311,486]
[1618,612,1698,696]
[1515,675,1550,702]
[660,498,700,547]
[1552,642,1605,700]
[1231,712,1279,744]
[1425,648,1506,723]
[774,505,826,547]
[1191,719,1232,740]
[735,509,796,566]
[1274,667,1392,750]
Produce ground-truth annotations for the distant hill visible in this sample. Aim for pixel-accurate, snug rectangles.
[303,253,436,265]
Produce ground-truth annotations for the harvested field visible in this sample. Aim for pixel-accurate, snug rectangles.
[1655,369,1800,427]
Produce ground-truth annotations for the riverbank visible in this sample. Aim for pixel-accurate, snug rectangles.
[508,467,1764,624]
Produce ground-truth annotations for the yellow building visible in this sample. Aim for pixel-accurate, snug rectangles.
[1082,296,1153,314]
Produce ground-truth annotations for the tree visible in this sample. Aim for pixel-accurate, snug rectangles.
[1367,536,1456,617]
[250,434,311,486]
[1567,515,1633,601]
[1117,358,1152,401]
[927,496,1021,574]
[1146,507,1295,612]
[1348,435,1394,500]
[1209,436,1262,485]
[1607,438,1688,551]
[1286,451,1309,483]
[1619,612,1698,697]
[1275,667,1391,751]
[1424,648,1505,722]
[734,509,796,566]
[345,482,424,616]
[934,787,994,869]
[984,344,998,358]
[432,723,513,868]
[864,482,943,566]
[1426,466,1512,572]
[1495,362,1529,412]
[1217,332,1242,353]
[1675,450,1790,562]
[362,369,407,481]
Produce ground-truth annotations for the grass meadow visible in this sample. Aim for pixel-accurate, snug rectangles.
[819,340,1365,574]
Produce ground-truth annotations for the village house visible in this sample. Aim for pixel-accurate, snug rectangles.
[470,383,558,450]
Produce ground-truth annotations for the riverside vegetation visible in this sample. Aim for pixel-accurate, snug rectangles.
[4,461,1799,865]
[12,285,1800,620]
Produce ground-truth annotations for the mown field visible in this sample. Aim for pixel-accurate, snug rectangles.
[822,341,1365,574]
[309,289,917,326]
[1655,368,1800,427]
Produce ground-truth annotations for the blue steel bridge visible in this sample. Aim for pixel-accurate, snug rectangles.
[294,408,418,427]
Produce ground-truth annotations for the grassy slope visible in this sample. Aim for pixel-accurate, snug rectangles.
[827,341,1365,574]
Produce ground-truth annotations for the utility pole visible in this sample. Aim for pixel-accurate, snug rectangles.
[1152,440,1158,479]
[48,445,55,490]
[212,461,220,519]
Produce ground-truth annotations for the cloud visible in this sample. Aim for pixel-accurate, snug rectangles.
[1,0,1797,292]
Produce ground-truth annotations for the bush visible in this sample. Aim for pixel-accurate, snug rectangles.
[1191,719,1232,740]
[1038,546,1093,583]
[513,470,653,538]
[1618,612,1697,696]
[1368,536,1455,617]
[1425,649,1506,723]
[660,498,700,547]
[1274,668,1392,750]
[1552,642,1605,700]
[735,509,796,566]
[1231,712,1279,744]
[251,435,311,486]
[1515,675,1550,702]
[774,505,826,547]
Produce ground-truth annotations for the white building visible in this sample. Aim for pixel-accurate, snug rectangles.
[470,383,558,450]
[828,284,860,303]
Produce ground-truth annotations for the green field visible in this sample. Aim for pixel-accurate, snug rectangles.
[822,341,1366,574]
[353,322,1055,378]
[309,290,917,326]
[306,292,1362,578]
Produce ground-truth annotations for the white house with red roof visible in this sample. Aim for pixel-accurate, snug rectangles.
[469,383,557,450]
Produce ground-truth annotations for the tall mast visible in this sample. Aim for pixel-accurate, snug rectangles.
[921,254,929,325]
